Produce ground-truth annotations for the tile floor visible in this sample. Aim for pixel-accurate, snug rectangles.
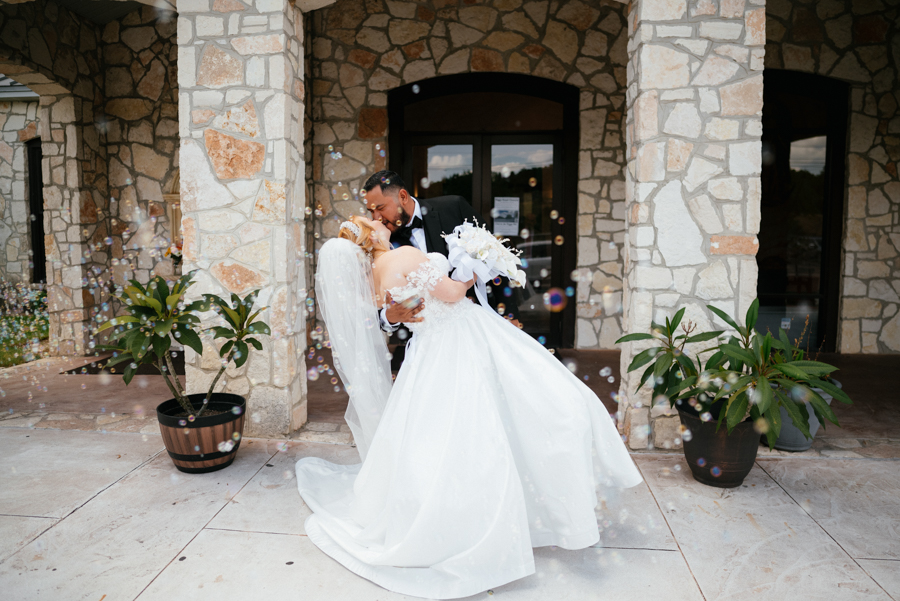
[0,427,897,601]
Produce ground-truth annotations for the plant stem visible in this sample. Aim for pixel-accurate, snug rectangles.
[200,348,235,417]
[157,357,193,415]
[164,351,185,397]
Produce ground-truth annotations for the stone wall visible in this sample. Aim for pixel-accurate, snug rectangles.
[177,0,309,437]
[0,99,39,283]
[0,0,107,356]
[100,6,180,291]
[766,0,900,353]
[620,0,765,449]
[306,0,631,349]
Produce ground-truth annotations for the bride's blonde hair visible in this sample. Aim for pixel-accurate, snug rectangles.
[338,215,386,255]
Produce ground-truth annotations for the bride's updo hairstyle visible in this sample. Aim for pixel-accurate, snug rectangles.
[339,215,382,255]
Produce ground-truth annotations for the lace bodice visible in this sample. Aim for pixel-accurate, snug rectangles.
[385,253,470,335]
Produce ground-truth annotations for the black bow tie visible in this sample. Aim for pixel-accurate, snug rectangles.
[391,216,424,246]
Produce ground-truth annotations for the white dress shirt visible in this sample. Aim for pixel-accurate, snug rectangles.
[380,198,425,332]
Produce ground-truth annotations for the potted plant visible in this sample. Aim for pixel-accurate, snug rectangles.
[96,271,271,473]
[617,299,851,488]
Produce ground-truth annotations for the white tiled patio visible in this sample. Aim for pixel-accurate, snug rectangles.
[1,426,898,601]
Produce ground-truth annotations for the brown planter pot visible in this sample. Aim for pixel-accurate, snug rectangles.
[157,393,246,474]
[678,409,759,488]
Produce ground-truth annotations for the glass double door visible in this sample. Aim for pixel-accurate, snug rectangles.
[758,70,847,351]
[404,134,565,346]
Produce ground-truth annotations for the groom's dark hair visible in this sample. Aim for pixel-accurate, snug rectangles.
[363,170,407,197]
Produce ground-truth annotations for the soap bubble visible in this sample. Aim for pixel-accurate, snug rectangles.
[549,210,559,219]
[529,177,537,187]
[543,288,567,312]
[217,440,235,453]
[519,228,530,239]
[420,177,430,189]
[412,84,420,94]
[710,466,722,477]
[307,368,319,381]
[231,406,242,415]
[554,235,564,245]
[600,367,612,377]
[697,457,706,467]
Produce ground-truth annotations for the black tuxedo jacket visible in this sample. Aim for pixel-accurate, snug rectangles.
[393,195,520,320]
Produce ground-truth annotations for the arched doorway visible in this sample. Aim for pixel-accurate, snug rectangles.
[759,70,849,351]
[387,73,580,348]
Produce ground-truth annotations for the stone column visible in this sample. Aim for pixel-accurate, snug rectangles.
[619,0,765,449]
[177,0,307,437]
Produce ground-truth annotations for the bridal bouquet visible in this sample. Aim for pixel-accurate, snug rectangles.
[444,220,527,306]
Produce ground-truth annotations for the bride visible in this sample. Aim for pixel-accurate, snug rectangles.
[295,215,643,599]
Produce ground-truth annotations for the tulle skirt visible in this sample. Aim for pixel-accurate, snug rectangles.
[296,301,642,599]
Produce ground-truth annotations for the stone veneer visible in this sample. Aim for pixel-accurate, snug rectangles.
[176,0,309,437]
[0,0,107,356]
[765,0,900,353]
[306,0,632,349]
[620,0,766,449]
[0,99,39,282]
[0,1,181,357]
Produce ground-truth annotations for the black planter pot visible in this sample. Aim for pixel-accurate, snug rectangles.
[156,393,246,474]
[678,409,759,488]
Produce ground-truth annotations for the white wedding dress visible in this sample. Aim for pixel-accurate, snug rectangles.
[296,252,643,599]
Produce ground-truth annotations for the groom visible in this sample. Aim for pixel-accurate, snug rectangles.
[362,170,519,338]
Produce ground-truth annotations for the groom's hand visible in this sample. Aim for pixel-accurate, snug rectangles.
[384,291,424,324]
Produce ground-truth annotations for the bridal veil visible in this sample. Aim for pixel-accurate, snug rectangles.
[314,238,392,460]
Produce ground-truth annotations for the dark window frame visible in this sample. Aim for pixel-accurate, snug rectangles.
[25,138,46,284]
[388,74,580,347]
[760,69,849,352]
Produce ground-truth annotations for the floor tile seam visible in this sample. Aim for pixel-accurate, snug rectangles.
[633,461,709,601]
[854,557,900,562]
[0,513,59,519]
[754,461,895,600]
[0,517,59,565]
[131,447,283,601]
[591,545,680,552]
[203,527,308,537]
[55,448,168,523]
[757,456,900,463]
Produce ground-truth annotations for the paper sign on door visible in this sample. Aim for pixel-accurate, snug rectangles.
[493,197,520,236]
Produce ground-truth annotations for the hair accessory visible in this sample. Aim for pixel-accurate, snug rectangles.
[340,220,361,238]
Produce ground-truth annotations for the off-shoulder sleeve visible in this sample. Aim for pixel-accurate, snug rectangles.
[406,260,443,292]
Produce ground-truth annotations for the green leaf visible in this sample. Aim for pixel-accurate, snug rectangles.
[790,361,838,377]
[153,333,171,358]
[176,326,203,355]
[165,291,186,313]
[234,340,250,368]
[720,344,755,366]
[670,308,685,333]
[247,321,271,336]
[133,334,151,361]
[140,293,162,314]
[638,362,656,391]
[123,362,137,386]
[210,326,235,339]
[756,375,773,413]
[615,333,656,344]
[104,352,134,369]
[245,337,263,351]
[774,389,811,438]
[773,363,810,380]
[98,315,140,332]
[221,339,235,357]
[183,299,213,313]
[778,328,792,354]
[150,276,170,306]
[726,392,749,431]
[627,347,662,373]
[221,304,242,329]
[704,350,725,371]
[674,351,697,380]
[745,298,759,330]
[707,304,740,331]
[652,352,674,381]
[765,403,782,438]
[805,388,839,426]
[685,331,723,344]
[809,378,851,405]
[154,317,175,337]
